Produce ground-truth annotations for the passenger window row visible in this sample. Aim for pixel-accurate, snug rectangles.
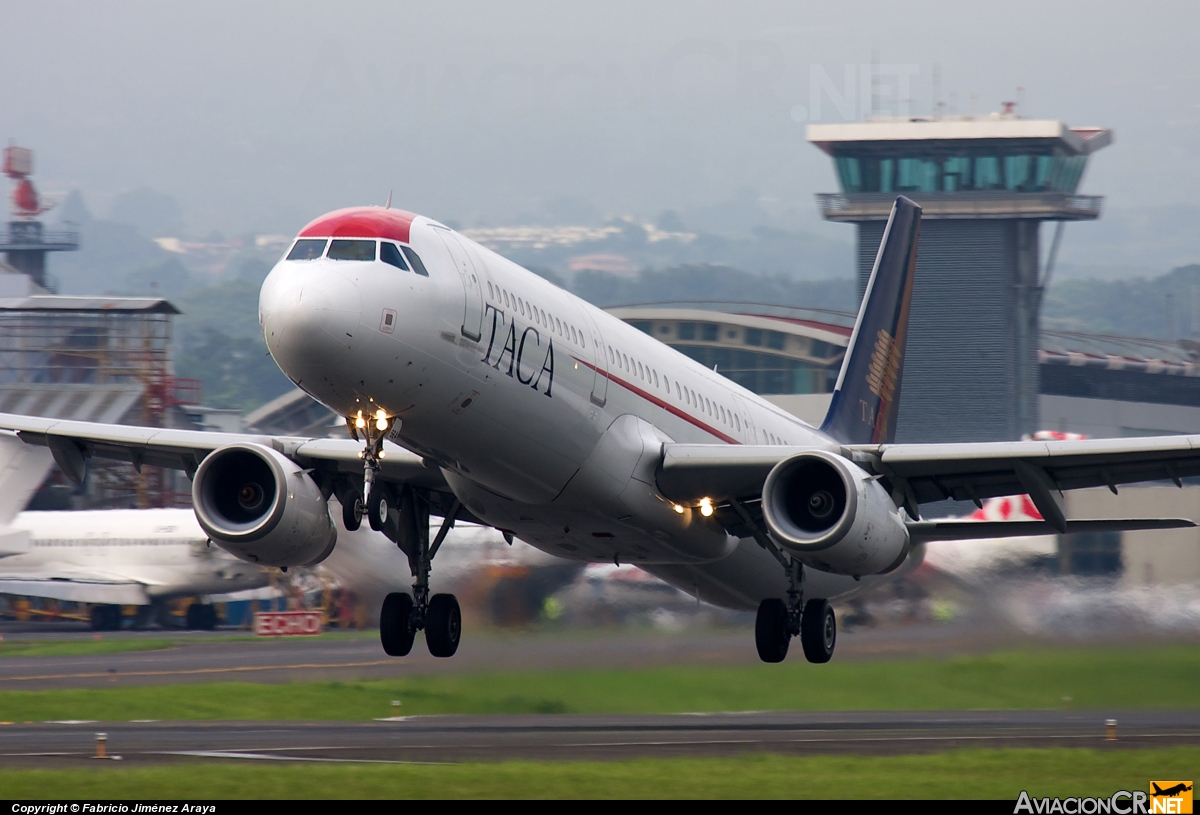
[285,238,428,276]
[485,280,586,349]
[605,343,754,436]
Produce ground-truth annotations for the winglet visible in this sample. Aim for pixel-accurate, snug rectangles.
[820,196,920,445]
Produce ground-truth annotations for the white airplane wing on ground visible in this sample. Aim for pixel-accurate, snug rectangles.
[0,575,149,605]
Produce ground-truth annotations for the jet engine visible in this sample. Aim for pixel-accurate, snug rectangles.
[192,443,336,568]
[760,451,909,576]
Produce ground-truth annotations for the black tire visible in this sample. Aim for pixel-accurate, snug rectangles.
[800,599,836,664]
[185,603,201,630]
[90,604,111,631]
[366,487,389,532]
[755,598,790,663]
[425,594,462,658]
[380,592,415,657]
[106,605,122,630]
[342,490,363,531]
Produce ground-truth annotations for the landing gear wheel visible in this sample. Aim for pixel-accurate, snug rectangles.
[425,594,461,658]
[367,488,389,532]
[186,603,217,630]
[380,592,415,657]
[342,490,363,532]
[90,604,120,631]
[755,598,791,663]
[800,599,836,664]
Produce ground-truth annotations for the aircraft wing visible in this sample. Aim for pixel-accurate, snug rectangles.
[0,412,448,493]
[658,435,1200,532]
[0,567,151,605]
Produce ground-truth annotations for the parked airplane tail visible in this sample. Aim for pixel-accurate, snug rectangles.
[0,431,55,526]
[820,196,921,445]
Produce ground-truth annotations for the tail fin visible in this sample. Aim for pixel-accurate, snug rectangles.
[0,431,54,526]
[820,196,921,445]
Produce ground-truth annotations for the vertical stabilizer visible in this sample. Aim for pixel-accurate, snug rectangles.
[0,431,54,526]
[820,196,921,445]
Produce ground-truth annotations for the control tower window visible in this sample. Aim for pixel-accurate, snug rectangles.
[402,246,430,277]
[287,239,327,260]
[328,239,377,261]
[380,242,411,271]
[834,146,1087,194]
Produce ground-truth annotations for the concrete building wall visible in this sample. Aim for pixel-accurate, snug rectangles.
[1065,486,1200,585]
[1040,394,1200,438]
[857,220,1039,444]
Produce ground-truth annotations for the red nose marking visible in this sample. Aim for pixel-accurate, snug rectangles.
[298,207,416,243]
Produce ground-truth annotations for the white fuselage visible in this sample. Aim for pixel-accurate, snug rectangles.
[260,214,917,610]
[3,509,267,603]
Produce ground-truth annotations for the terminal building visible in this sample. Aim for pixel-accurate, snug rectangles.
[807,113,1112,443]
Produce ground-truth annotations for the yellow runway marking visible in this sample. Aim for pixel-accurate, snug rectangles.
[0,660,396,682]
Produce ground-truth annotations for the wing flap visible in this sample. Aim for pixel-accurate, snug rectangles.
[908,517,1195,543]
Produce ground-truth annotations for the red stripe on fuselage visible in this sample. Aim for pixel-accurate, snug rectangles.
[574,358,740,444]
[298,207,416,243]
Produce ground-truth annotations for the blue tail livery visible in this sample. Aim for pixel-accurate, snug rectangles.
[820,196,921,445]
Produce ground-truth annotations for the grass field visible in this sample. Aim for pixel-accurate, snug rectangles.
[1,645,1199,721]
[0,638,179,659]
[0,631,378,659]
[0,747,1195,798]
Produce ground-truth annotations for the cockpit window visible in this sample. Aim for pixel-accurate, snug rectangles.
[402,245,429,277]
[328,239,377,261]
[380,242,410,271]
[286,239,327,260]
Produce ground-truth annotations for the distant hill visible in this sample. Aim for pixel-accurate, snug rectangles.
[1043,264,1200,339]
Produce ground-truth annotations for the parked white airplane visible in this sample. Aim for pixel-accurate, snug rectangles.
[0,433,266,630]
[2,197,1194,662]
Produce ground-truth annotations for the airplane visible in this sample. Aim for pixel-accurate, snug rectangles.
[1152,783,1193,798]
[0,195,1196,663]
[0,433,268,630]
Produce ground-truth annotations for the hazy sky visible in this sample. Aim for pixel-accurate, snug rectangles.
[3,1,1199,267]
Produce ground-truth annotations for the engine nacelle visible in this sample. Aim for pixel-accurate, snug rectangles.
[760,450,909,576]
[192,443,336,568]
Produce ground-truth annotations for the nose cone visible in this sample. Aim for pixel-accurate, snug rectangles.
[260,261,363,394]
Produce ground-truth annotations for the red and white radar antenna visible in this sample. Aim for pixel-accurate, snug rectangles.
[3,146,53,218]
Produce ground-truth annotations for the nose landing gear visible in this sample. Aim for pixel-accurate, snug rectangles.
[377,488,463,659]
[346,409,395,531]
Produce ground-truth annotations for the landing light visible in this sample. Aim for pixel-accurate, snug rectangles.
[673,504,685,514]
[699,498,714,518]
[375,409,388,431]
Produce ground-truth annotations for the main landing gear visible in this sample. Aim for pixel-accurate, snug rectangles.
[730,499,836,665]
[378,489,463,658]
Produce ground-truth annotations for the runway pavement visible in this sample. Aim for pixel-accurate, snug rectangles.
[0,619,1049,690]
[0,711,1196,766]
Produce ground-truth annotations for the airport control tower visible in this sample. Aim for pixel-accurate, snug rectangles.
[808,112,1111,443]
[0,146,78,292]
